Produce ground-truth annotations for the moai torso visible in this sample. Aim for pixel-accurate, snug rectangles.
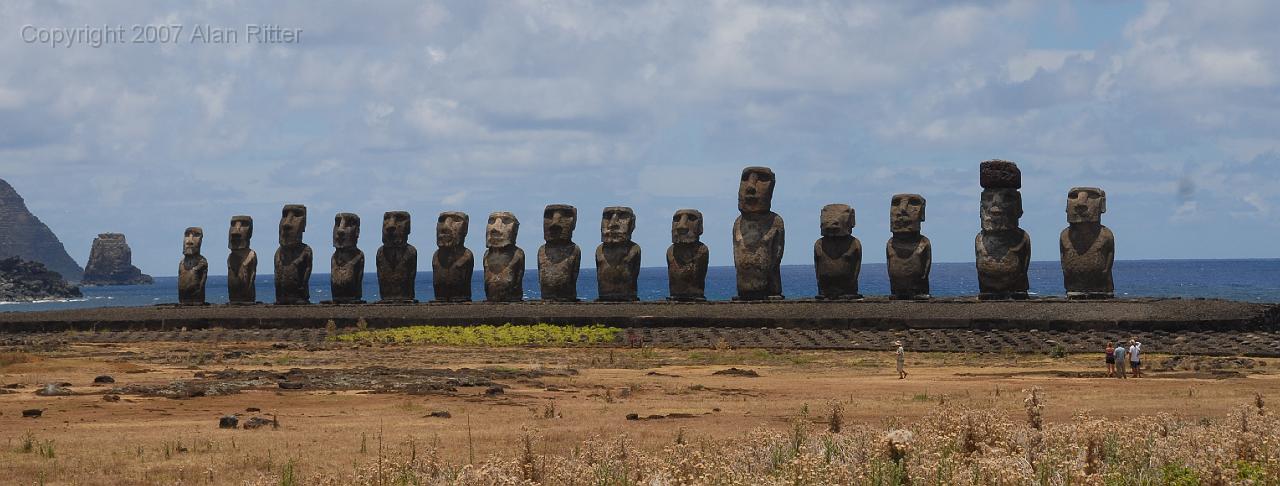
[377,211,417,302]
[537,205,580,302]
[483,212,524,302]
[814,204,861,299]
[1060,187,1115,298]
[886,194,931,299]
[733,167,784,300]
[596,206,640,301]
[178,227,208,305]
[227,216,258,304]
[330,213,364,303]
[667,209,708,301]
[432,211,474,302]
[274,204,312,304]
[975,160,1031,300]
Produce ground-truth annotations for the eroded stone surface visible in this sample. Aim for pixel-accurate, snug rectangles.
[667,209,708,301]
[178,227,208,305]
[483,212,524,302]
[733,167,784,300]
[1061,187,1114,299]
[596,206,640,301]
[82,233,152,286]
[887,194,931,300]
[976,160,1030,300]
[377,211,417,303]
[433,211,473,302]
[0,179,83,282]
[274,205,312,305]
[814,204,861,299]
[538,204,580,302]
[227,216,258,304]
[330,213,364,304]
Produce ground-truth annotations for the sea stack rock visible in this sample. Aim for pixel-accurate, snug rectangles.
[81,233,153,285]
[0,179,84,282]
[0,257,82,302]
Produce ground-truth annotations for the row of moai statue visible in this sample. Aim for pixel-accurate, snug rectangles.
[175,161,1113,304]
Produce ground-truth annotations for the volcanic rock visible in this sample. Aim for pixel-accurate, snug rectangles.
[0,257,81,302]
[0,179,83,281]
[81,233,153,286]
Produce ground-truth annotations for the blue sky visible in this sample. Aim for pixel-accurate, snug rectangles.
[2,1,1279,276]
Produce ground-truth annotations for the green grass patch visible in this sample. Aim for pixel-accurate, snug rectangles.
[332,323,621,347]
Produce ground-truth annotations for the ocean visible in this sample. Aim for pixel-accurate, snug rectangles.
[2,259,1277,312]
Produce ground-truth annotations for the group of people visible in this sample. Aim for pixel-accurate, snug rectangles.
[1105,339,1143,378]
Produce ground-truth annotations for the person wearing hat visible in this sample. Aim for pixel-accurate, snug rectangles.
[1129,339,1142,378]
[895,341,907,379]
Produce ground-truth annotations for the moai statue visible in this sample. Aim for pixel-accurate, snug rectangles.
[433,211,474,302]
[596,206,641,301]
[1060,187,1114,299]
[330,213,364,304]
[377,211,417,303]
[886,194,931,300]
[538,204,580,302]
[814,204,862,300]
[667,209,709,301]
[733,166,785,300]
[483,211,524,302]
[274,204,313,304]
[976,160,1031,300]
[177,227,208,305]
[227,216,258,304]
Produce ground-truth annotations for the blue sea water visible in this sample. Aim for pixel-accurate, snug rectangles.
[3,259,1278,312]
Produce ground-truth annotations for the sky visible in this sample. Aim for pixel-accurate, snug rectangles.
[2,0,1279,277]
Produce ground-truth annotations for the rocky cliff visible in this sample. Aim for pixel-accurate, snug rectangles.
[82,233,153,286]
[0,179,83,282]
[0,257,82,302]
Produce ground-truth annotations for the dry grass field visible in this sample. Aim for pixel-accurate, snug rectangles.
[1,329,1278,485]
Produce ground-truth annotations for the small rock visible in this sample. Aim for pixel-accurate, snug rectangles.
[278,382,305,390]
[271,343,290,349]
[242,416,277,429]
[245,407,261,412]
[36,383,71,396]
[22,409,42,418]
[102,394,121,402]
[484,386,504,396]
[93,375,115,384]
[712,368,760,377]
[426,410,451,418]
[218,415,239,429]
[625,413,639,420]
[4,383,23,389]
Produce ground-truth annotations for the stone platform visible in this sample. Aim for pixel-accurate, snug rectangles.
[0,298,1275,333]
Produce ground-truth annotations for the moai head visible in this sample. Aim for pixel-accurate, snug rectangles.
[979,160,1023,232]
[436,211,469,248]
[333,213,360,249]
[890,194,926,234]
[738,166,776,213]
[542,204,577,244]
[820,204,855,237]
[601,207,636,244]
[486,211,519,248]
[183,227,204,256]
[1066,187,1106,224]
[382,211,411,246]
[279,204,307,246]
[671,209,703,244]
[228,215,253,250]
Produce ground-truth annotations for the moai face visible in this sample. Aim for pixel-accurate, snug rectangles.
[820,204,855,237]
[1066,187,1106,224]
[183,227,204,256]
[671,209,703,244]
[543,205,577,244]
[382,211,411,245]
[601,207,636,244]
[436,211,469,248]
[980,189,1023,232]
[333,213,360,249]
[228,216,253,250]
[279,204,307,246]
[486,212,519,248]
[890,194,926,234]
[738,166,776,213]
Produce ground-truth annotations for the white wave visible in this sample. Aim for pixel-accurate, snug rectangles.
[0,297,90,305]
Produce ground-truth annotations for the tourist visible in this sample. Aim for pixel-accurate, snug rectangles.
[895,341,907,380]
[1113,341,1128,379]
[1104,342,1116,377]
[1129,339,1142,378]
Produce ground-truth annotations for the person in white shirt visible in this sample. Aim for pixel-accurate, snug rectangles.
[894,341,907,380]
[1129,340,1142,378]
[1113,342,1128,379]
